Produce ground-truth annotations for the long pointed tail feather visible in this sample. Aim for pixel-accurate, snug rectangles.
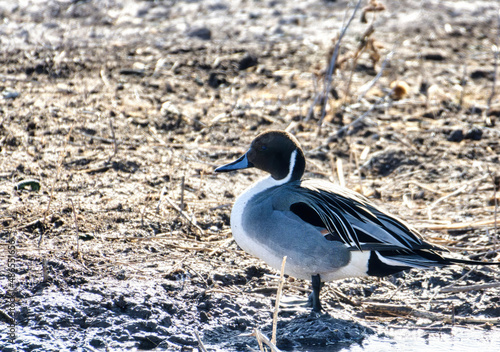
[367,249,500,277]
[444,257,500,266]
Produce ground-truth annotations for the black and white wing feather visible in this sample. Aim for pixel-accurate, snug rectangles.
[290,180,437,252]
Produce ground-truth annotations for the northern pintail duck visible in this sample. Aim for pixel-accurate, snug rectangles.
[215,130,499,312]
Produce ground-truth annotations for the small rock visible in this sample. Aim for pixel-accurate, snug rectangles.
[226,317,250,331]
[168,334,197,346]
[273,26,284,35]
[134,334,163,350]
[447,129,464,142]
[207,72,227,88]
[26,121,37,133]
[419,80,430,95]
[130,306,153,319]
[422,108,444,119]
[487,108,500,117]
[200,311,209,323]
[249,12,261,19]
[238,54,258,71]
[187,26,211,40]
[464,127,482,140]
[208,2,228,11]
[89,338,105,348]
[158,314,172,327]
[1,346,18,352]
[279,16,301,25]
[466,106,483,115]
[119,69,145,76]
[414,190,425,200]
[488,196,500,206]
[160,101,181,118]
[2,89,20,99]
[470,69,493,80]
[116,270,127,280]
[14,179,41,192]
[422,50,447,61]
[494,176,500,188]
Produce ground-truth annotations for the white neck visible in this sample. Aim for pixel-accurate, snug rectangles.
[281,149,296,183]
[230,150,297,256]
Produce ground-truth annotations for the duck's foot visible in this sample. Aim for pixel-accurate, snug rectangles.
[309,274,323,312]
[282,275,325,312]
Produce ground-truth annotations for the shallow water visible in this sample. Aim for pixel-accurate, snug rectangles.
[303,327,500,352]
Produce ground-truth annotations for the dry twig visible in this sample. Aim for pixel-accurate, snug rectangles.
[361,0,386,23]
[180,176,186,211]
[486,9,500,123]
[42,124,75,228]
[156,186,167,214]
[163,194,204,235]
[251,329,282,352]
[70,199,80,255]
[317,0,364,126]
[439,282,500,293]
[490,171,499,250]
[427,174,489,218]
[194,330,208,352]
[357,50,394,102]
[106,117,118,164]
[331,288,361,306]
[363,302,500,324]
[272,256,287,345]
[336,158,345,187]
[415,218,499,231]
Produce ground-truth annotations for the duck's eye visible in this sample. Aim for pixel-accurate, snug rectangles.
[260,145,267,151]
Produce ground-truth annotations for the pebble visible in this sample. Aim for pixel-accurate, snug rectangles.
[238,54,258,71]
[2,89,20,99]
[464,127,483,140]
[422,50,447,61]
[134,333,163,349]
[187,26,212,40]
[447,129,464,142]
[207,72,227,88]
[470,69,493,80]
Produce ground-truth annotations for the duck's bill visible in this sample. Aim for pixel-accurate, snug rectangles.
[215,153,254,172]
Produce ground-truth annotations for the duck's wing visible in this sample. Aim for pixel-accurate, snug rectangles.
[286,179,439,252]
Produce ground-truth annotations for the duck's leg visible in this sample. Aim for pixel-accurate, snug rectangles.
[308,274,323,312]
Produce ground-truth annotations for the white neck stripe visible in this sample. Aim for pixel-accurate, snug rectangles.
[278,149,297,184]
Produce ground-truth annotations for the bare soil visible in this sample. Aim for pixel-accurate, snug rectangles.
[1,1,500,351]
